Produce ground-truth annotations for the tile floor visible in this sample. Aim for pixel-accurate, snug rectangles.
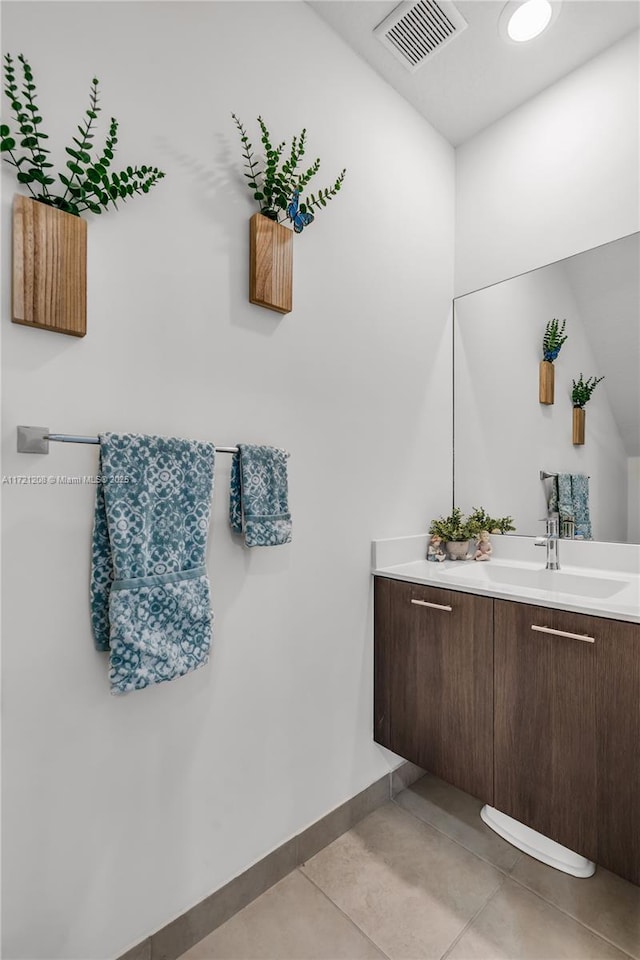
[179,774,640,960]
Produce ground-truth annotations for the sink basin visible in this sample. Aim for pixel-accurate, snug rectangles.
[441,563,627,599]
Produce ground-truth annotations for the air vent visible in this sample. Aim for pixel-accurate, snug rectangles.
[374,0,468,72]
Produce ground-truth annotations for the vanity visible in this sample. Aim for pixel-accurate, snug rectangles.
[373,539,640,886]
[374,230,640,885]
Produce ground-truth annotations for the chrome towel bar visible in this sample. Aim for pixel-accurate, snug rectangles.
[17,425,238,455]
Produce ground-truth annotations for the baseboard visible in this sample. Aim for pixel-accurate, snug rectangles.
[391,760,426,796]
[117,762,418,960]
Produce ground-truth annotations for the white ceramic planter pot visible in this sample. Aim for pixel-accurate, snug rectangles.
[445,540,471,560]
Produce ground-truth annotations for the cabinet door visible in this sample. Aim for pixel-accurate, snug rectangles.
[494,600,597,860]
[374,577,493,803]
[597,617,640,885]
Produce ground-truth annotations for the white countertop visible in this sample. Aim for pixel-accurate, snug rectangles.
[372,535,640,624]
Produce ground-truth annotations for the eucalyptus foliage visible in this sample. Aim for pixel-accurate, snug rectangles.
[542,318,568,362]
[571,373,604,408]
[468,507,515,535]
[1,53,165,217]
[232,113,345,228]
[429,507,482,543]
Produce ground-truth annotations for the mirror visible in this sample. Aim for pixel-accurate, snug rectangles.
[453,232,640,545]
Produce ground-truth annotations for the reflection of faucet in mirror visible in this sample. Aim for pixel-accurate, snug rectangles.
[535,514,560,570]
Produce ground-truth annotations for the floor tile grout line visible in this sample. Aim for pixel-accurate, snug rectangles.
[390,795,520,877]
[296,867,393,960]
[175,783,638,960]
[438,874,508,960]
[299,799,508,960]
[505,872,638,960]
[392,794,638,960]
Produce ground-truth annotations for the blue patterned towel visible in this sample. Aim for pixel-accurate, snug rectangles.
[570,474,592,540]
[91,433,215,694]
[229,444,291,547]
[551,473,592,540]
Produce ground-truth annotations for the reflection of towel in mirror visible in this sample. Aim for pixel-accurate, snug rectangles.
[91,433,215,694]
[570,474,592,540]
[229,444,291,546]
[550,473,592,540]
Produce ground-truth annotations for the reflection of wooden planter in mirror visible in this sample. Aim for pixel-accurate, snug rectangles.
[249,213,292,315]
[573,407,585,445]
[539,360,554,404]
[13,195,87,337]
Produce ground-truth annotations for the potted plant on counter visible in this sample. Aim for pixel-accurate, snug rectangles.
[571,373,604,444]
[429,507,481,561]
[468,507,516,535]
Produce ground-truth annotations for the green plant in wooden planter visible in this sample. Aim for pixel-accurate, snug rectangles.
[571,373,604,407]
[468,507,516,535]
[539,318,568,404]
[232,113,345,232]
[1,53,165,216]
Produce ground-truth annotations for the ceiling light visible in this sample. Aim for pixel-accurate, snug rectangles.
[499,0,560,43]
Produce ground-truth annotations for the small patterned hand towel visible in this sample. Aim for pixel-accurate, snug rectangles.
[229,444,291,547]
[557,473,574,526]
[570,474,592,540]
[91,433,215,694]
[554,473,592,540]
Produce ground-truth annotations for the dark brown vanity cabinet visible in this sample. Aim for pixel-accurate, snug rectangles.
[374,577,494,804]
[374,577,640,885]
[596,617,640,885]
[494,600,598,861]
[494,599,640,882]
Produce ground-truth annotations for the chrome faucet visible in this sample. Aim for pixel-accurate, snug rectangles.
[535,514,560,570]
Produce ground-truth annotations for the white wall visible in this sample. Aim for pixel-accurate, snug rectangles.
[454,260,628,542]
[455,30,640,295]
[0,3,455,958]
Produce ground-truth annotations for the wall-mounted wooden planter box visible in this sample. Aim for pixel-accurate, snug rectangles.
[539,360,554,404]
[13,194,87,337]
[573,407,586,445]
[249,213,292,315]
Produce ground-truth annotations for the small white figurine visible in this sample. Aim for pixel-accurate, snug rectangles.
[427,534,446,562]
[474,530,492,561]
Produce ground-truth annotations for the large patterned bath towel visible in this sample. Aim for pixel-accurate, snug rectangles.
[91,433,215,694]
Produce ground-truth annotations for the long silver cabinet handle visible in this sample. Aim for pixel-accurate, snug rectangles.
[531,624,595,644]
[411,599,452,612]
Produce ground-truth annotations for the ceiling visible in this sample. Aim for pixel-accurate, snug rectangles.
[308,0,640,145]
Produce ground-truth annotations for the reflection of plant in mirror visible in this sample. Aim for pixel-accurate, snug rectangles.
[231,113,346,231]
[429,507,482,542]
[1,53,165,217]
[542,318,568,361]
[571,373,604,408]
[469,507,516,535]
